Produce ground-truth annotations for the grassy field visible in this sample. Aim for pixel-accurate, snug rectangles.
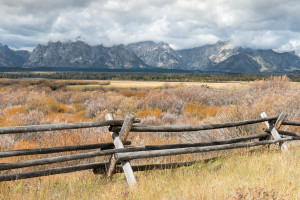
[0,76,299,199]
[67,80,250,90]
[0,148,299,200]
[67,80,300,90]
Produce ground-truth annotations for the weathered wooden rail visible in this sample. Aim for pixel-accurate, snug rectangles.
[0,112,299,188]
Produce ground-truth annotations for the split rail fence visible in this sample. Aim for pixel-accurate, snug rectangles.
[0,111,299,188]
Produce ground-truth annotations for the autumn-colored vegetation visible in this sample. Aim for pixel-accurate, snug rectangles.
[0,76,299,199]
[0,75,299,158]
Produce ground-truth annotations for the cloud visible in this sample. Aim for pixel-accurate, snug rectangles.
[1,0,300,51]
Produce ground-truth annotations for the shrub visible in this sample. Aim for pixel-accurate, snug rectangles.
[184,103,220,119]
[52,91,73,104]
[161,112,177,124]
[0,90,28,108]
[69,91,95,103]
[136,108,163,118]
[99,80,110,85]
[119,97,141,114]
[144,91,184,113]
[171,86,212,105]
[39,80,66,91]
[26,92,72,114]
[105,94,123,112]
[84,97,107,118]
[3,105,26,116]
[121,89,147,98]
[140,115,162,125]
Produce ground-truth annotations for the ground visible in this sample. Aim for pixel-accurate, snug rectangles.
[0,148,299,199]
[0,75,299,199]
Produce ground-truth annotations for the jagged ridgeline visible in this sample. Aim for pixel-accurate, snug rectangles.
[1,41,300,73]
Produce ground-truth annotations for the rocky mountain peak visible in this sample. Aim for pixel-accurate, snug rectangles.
[289,50,300,57]
[23,40,149,69]
[127,41,183,69]
[0,44,29,67]
[176,40,238,70]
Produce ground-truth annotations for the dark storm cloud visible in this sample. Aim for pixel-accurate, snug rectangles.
[1,0,300,51]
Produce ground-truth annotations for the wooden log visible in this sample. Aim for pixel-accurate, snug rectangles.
[104,114,137,188]
[274,112,287,130]
[115,161,198,172]
[281,120,300,126]
[278,130,300,138]
[106,114,135,178]
[0,133,269,171]
[261,112,288,152]
[119,114,135,142]
[111,116,279,132]
[95,157,221,174]
[0,119,141,135]
[0,146,132,171]
[132,133,270,150]
[0,141,131,158]
[0,162,107,182]
[116,137,295,161]
[114,157,220,173]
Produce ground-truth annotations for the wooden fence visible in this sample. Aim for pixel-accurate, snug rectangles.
[0,112,299,188]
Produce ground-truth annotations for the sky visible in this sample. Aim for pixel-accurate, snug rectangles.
[1,0,300,51]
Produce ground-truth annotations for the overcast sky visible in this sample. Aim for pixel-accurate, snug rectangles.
[1,0,300,51]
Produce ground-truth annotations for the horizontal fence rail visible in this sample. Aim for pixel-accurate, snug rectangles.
[113,161,201,173]
[0,162,108,182]
[0,119,141,135]
[263,128,300,138]
[0,141,131,158]
[278,130,300,138]
[281,120,300,126]
[116,137,296,161]
[111,116,279,132]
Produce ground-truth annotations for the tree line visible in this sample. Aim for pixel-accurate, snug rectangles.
[0,72,299,82]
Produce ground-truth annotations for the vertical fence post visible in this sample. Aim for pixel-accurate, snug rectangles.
[261,112,289,153]
[105,114,137,188]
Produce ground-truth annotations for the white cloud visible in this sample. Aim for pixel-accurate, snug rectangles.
[1,0,300,51]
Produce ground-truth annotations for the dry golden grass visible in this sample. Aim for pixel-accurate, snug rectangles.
[67,80,250,90]
[184,103,220,119]
[67,80,300,92]
[0,148,299,200]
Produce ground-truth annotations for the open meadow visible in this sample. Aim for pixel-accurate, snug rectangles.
[67,80,249,90]
[0,76,299,199]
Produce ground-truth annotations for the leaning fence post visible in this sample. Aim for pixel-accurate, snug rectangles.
[261,112,289,153]
[105,114,137,188]
[119,114,135,143]
[107,114,135,177]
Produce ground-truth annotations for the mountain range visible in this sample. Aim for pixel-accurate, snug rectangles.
[1,41,300,73]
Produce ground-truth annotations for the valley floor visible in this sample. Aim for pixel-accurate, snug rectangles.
[68,80,249,90]
[0,76,299,199]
